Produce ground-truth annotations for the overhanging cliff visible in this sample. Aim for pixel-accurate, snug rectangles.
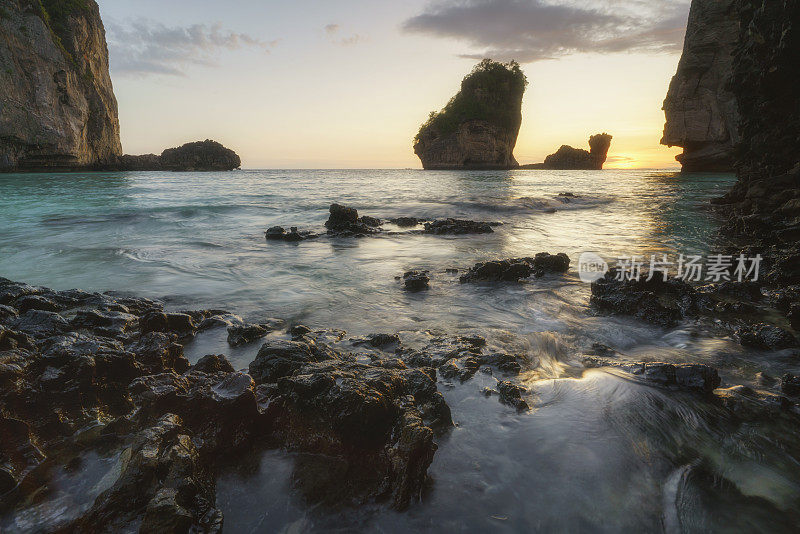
[661,0,740,172]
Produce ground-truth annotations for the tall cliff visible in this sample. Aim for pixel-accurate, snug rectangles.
[661,0,740,172]
[414,60,526,170]
[0,0,122,170]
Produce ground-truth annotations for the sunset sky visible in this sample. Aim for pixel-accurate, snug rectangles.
[97,0,689,169]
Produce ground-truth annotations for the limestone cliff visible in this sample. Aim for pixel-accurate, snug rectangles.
[661,0,740,172]
[414,60,526,170]
[0,0,122,170]
[521,133,612,170]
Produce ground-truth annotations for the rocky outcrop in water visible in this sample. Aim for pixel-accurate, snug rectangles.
[520,134,612,170]
[460,254,570,283]
[414,59,526,170]
[0,0,122,171]
[661,0,740,172]
[111,140,242,172]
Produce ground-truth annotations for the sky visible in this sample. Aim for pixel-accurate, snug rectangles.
[97,0,690,169]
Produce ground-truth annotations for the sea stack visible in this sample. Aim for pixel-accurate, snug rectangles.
[414,59,527,170]
[661,0,740,172]
[0,0,122,171]
[115,140,242,172]
[521,133,612,170]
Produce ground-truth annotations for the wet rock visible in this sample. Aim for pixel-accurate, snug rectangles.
[139,311,196,336]
[460,253,570,283]
[736,323,798,350]
[290,325,312,340]
[265,226,317,242]
[0,325,36,351]
[325,204,381,236]
[0,279,41,306]
[590,270,696,327]
[583,357,721,393]
[0,304,19,324]
[496,381,529,411]
[127,332,190,374]
[193,354,235,374]
[781,374,800,397]
[71,309,138,337]
[13,295,62,313]
[360,215,382,227]
[67,415,222,533]
[227,323,270,347]
[390,217,422,227]
[714,385,791,419]
[248,339,329,384]
[355,333,401,349]
[423,218,494,235]
[7,310,71,339]
[262,356,450,509]
[403,271,430,291]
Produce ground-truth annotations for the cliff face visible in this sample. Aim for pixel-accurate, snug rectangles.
[715,0,800,290]
[0,0,121,170]
[661,0,740,172]
[414,60,526,170]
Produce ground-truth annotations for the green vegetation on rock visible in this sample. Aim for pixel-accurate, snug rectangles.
[415,59,527,142]
[24,0,89,65]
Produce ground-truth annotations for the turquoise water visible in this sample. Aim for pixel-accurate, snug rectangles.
[4,169,799,532]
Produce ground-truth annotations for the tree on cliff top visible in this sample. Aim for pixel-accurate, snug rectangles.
[415,59,528,142]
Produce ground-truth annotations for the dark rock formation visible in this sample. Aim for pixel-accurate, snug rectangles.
[460,253,570,283]
[661,0,740,171]
[403,270,430,291]
[423,218,495,235]
[325,203,381,236]
[583,358,722,393]
[265,226,318,242]
[520,133,613,170]
[111,140,241,172]
[0,278,458,527]
[414,59,527,170]
[0,0,122,171]
[710,0,800,329]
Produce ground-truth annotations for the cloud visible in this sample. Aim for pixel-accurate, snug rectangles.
[107,19,278,77]
[323,23,365,46]
[402,0,690,62]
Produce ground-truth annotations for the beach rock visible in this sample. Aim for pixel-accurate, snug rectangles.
[414,60,526,170]
[661,0,740,171]
[139,312,196,337]
[248,339,329,383]
[290,325,313,339]
[583,358,721,393]
[714,385,791,418]
[521,133,612,170]
[390,217,422,228]
[460,253,570,283]
[423,219,494,235]
[403,271,430,291]
[0,0,122,171]
[8,310,71,339]
[355,333,401,349]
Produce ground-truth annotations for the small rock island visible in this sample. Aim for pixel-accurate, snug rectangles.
[520,133,612,170]
[113,140,242,172]
[413,60,527,170]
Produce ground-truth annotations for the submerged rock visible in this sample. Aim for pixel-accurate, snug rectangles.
[735,323,798,350]
[414,60,527,170]
[265,226,318,242]
[460,253,570,283]
[403,271,430,291]
[423,219,495,235]
[583,357,721,393]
